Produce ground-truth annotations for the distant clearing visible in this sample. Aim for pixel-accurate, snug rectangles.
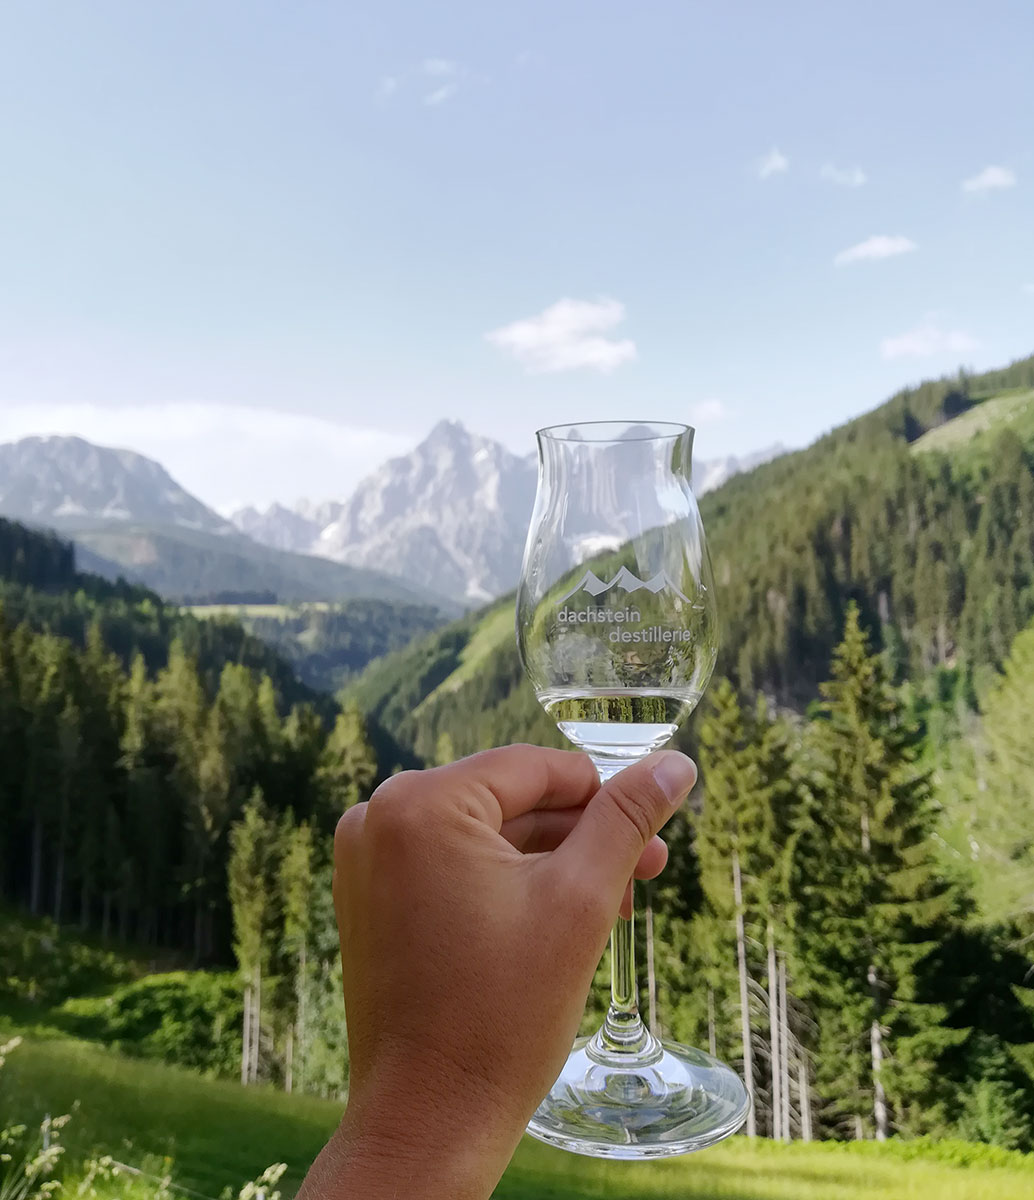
[911,389,1034,455]
[187,602,330,619]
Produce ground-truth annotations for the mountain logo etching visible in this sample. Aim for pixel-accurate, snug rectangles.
[556,566,704,645]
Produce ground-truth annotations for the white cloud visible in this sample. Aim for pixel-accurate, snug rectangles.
[423,83,458,106]
[880,319,979,361]
[486,297,637,374]
[376,75,398,100]
[0,402,411,510]
[758,147,789,179]
[834,234,917,266]
[422,58,457,76]
[962,165,1017,194]
[689,399,728,426]
[820,162,867,187]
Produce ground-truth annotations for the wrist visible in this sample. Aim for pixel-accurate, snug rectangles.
[315,1060,525,1200]
[328,1119,497,1200]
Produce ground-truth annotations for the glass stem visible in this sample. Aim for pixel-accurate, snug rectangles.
[592,758,653,1058]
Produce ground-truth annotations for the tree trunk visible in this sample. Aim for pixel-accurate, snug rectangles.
[779,953,791,1141]
[285,1023,294,1094]
[193,899,204,966]
[53,842,65,924]
[645,881,658,1036]
[798,1056,812,1142]
[241,984,252,1086]
[53,787,69,924]
[251,966,262,1084]
[80,880,90,931]
[707,986,717,1058]
[732,851,756,1137]
[29,813,44,916]
[854,1113,864,1140]
[118,888,130,943]
[869,964,888,1141]
[296,945,307,1095]
[101,892,112,940]
[767,925,782,1140]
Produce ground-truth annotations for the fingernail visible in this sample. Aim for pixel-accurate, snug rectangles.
[651,752,697,804]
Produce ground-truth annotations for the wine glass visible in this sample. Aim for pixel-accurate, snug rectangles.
[515,420,749,1158]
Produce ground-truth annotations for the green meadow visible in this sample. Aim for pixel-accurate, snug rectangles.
[3,1034,1032,1200]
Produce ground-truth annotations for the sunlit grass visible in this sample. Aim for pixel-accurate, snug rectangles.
[3,1033,1032,1200]
[911,389,1034,456]
[416,598,514,710]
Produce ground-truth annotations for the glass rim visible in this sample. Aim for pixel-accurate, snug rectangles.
[536,420,693,443]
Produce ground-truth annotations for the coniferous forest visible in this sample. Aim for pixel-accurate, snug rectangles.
[6,355,1034,1144]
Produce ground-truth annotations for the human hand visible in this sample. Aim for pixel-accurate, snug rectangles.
[299,743,697,1200]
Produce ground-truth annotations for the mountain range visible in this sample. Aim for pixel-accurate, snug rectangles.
[0,423,781,607]
[230,422,783,605]
[0,436,436,608]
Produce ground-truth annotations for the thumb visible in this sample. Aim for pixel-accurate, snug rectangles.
[555,751,697,908]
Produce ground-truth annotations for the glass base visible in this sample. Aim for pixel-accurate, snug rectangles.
[526,1031,750,1159]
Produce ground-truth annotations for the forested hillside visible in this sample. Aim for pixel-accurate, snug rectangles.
[349,354,1034,759]
[0,517,331,712]
[0,517,383,969]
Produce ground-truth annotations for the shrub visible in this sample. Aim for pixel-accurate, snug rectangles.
[58,974,241,1078]
[0,918,131,1009]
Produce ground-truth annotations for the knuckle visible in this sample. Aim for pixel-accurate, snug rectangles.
[606,778,662,847]
[333,805,366,857]
[368,770,420,807]
[365,770,427,840]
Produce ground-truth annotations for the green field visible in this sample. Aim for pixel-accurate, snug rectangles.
[186,603,317,618]
[911,389,1034,457]
[3,1033,1032,1200]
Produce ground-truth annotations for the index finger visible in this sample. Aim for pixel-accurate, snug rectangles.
[429,744,600,828]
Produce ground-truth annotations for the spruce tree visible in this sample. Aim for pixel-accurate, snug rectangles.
[317,703,377,818]
[799,604,964,1138]
[228,790,278,1085]
[279,818,314,1093]
[697,680,805,1139]
[971,619,1034,928]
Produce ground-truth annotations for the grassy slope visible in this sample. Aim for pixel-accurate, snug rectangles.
[3,1034,1032,1200]
[911,388,1034,458]
[414,597,515,713]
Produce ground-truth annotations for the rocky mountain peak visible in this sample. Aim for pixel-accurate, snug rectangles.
[0,435,234,535]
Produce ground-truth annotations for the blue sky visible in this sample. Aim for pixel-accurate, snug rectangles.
[0,1,1031,509]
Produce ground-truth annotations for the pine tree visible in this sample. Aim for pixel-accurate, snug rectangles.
[696,680,764,1135]
[228,790,278,1085]
[698,681,805,1139]
[971,619,1034,927]
[317,703,377,818]
[799,604,964,1138]
[279,818,314,1093]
